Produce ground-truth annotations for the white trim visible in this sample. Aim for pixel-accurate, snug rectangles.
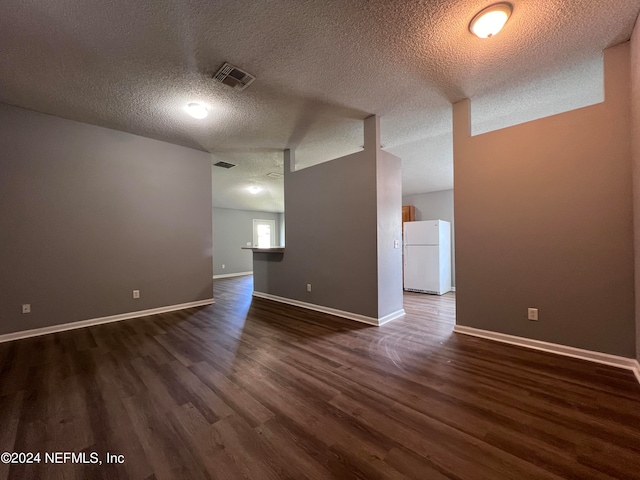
[378,309,407,325]
[213,271,253,279]
[454,325,640,384]
[450,287,456,292]
[0,299,215,344]
[252,291,405,326]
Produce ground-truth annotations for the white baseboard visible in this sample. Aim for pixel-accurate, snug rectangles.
[454,325,640,384]
[378,309,407,325]
[213,271,253,279]
[0,299,215,344]
[252,291,405,326]
[450,287,456,292]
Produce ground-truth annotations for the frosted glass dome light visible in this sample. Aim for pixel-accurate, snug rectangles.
[186,103,209,119]
[470,3,512,39]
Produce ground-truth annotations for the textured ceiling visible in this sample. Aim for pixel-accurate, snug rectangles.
[1,1,638,212]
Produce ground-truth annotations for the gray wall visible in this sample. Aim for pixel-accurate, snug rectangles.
[402,189,455,287]
[453,43,635,358]
[0,103,213,336]
[212,208,281,276]
[377,150,404,318]
[631,15,640,363]
[278,212,286,246]
[253,116,403,320]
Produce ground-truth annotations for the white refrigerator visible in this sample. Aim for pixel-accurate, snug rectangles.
[404,220,451,295]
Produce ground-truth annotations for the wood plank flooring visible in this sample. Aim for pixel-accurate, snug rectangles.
[1,275,640,479]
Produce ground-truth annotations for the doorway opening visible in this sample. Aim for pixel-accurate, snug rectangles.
[253,219,276,248]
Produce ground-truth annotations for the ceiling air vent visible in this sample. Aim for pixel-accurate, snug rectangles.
[267,172,284,179]
[213,161,236,169]
[212,63,256,91]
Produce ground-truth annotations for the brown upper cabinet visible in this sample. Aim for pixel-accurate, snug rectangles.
[402,205,415,224]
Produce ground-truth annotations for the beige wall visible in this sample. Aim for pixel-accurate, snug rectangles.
[631,16,640,363]
[453,43,635,357]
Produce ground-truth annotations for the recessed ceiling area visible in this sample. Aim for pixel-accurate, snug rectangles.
[0,1,638,212]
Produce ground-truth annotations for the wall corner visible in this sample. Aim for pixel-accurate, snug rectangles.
[364,115,381,153]
[284,148,295,174]
[630,13,640,362]
[452,99,471,143]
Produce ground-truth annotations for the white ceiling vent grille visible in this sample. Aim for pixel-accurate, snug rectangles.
[213,63,256,91]
[267,172,283,178]
[213,161,236,169]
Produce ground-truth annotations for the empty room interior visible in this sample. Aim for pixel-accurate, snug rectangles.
[2,1,640,479]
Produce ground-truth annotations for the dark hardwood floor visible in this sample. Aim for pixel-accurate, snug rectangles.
[1,275,640,480]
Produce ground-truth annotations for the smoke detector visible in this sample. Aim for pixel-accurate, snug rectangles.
[213,63,256,91]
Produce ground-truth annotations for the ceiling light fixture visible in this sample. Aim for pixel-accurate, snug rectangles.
[247,186,261,194]
[469,3,512,39]
[185,103,208,119]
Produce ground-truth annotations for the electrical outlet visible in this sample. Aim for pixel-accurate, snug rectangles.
[528,308,538,321]
[22,304,31,314]
[306,283,312,292]
[222,264,225,269]
[246,242,252,246]
[394,240,399,249]
[133,290,140,299]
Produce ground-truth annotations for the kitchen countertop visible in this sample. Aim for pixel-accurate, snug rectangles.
[241,247,285,253]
